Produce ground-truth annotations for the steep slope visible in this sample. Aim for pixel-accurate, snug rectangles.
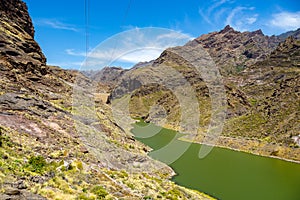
[0,0,212,199]
[223,36,300,159]
[266,36,300,67]
[0,0,46,74]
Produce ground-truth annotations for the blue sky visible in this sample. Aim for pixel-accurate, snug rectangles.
[23,0,300,69]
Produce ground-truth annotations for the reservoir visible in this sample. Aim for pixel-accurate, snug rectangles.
[131,121,300,200]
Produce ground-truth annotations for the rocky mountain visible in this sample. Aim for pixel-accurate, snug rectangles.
[82,61,154,92]
[222,37,300,158]
[95,26,283,90]
[0,0,212,199]
[90,26,299,90]
[278,27,300,40]
[131,60,155,69]
[172,25,280,75]
[108,25,300,162]
[266,36,300,68]
[0,0,46,75]
[87,67,128,90]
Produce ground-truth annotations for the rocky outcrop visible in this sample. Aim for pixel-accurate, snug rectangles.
[221,36,300,157]
[85,62,154,90]
[0,187,46,200]
[0,0,47,75]
[166,25,281,75]
[266,36,300,67]
[89,66,128,87]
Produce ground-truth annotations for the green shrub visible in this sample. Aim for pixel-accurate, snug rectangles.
[76,193,95,200]
[126,182,135,190]
[82,188,88,193]
[167,188,182,199]
[91,185,108,199]
[119,170,128,178]
[249,98,257,106]
[28,155,46,173]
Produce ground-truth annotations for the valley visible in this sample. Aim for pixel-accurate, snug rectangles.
[0,0,300,199]
[132,121,300,200]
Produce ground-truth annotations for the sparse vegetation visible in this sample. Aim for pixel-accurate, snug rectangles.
[91,185,108,199]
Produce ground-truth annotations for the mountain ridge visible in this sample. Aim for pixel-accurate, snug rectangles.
[91,25,299,89]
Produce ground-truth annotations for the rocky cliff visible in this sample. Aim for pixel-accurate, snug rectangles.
[0,0,46,75]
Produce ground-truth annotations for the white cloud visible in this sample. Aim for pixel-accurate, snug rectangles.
[35,19,79,32]
[226,7,248,25]
[65,49,85,56]
[246,17,257,25]
[199,1,258,32]
[66,48,162,63]
[47,61,83,68]
[66,28,192,69]
[199,8,213,25]
[114,49,163,63]
[156,31,193,41]
[270,11,300,30]
[208,0,230,14]
[199,0,230,25]
[224,7,258,31]
[214,7,229,22]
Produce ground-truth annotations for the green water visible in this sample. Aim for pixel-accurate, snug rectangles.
[131,121,300,200]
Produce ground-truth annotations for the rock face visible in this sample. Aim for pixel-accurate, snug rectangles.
[0,0,46,75]
[90,66,128,87]
[266,36,300,67]
[225,37,300,148]
[161,25,281,75]
[0,0,34,37]
[0,187,47,200]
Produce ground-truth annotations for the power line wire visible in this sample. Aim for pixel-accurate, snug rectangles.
[108,0,133,64]
[84,0,90,59]
[84,0,133,67]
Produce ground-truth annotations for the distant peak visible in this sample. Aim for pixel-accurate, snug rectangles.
[251,29,264,36]
[109,66,124,70]
[219,25,235,33]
